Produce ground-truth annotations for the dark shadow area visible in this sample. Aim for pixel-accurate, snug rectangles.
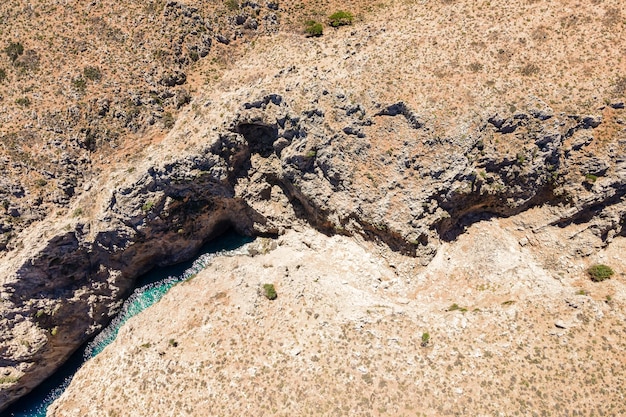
[436,186,558,242]
[236,123,279,158]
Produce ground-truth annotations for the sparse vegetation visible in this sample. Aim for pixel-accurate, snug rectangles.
[584,173,597,183]
[163,112,175,129]
[15,97,31,107]
[446,303,467,312]
[421,332,430,347]
[262,283,277,300]
[587,264,614,282]
[72,77,87,92]
[0,68,6,83]
[5,41,24,62]
[468,62,483,72]
[519,63,540,76]
[142,201,155,212]
[304,20,323,37]
[225,0,239,11]
[83,66,102,81]
[0,376,20,384]
[613,76,626,95]
[328,11,354,27]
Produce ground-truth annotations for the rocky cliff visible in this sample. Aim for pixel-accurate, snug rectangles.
[1,0,625,413]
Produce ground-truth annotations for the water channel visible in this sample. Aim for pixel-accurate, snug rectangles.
[6,232,252,417]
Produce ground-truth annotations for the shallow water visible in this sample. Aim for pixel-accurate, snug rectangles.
[5,232,252,417]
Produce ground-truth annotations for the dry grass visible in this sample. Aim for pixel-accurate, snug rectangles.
[49,225,626,416]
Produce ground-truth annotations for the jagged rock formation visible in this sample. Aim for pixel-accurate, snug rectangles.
[1,0,625,412]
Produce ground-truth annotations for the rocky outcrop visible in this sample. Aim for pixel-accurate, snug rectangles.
[2,86,625,410]
[0,0,282,256]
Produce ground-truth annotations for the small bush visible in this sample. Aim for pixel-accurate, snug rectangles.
[72,77,87,92]
[0,376,20,384]
[5,42,24,62]
[587,264,614,282]
[83,66,102,81]
[262,283,277,300]
[329,11,354,27]
[15,97,30,107]
[0,68,6,83]
[613,76,626,95]
[305,20,323,37]
[225,0,239,11]
[446,303,467,312]
[421,332,430,347]
[468,62,484,72]
[520,63,540,76]
[163,112,175,128]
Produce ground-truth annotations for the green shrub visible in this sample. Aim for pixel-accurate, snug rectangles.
[83,66,102,81]
[305,20,323,37]
[5,42,24,62]
[520,63,540,76]
[262,283,277,300]
[0,376,20,384]
[587,264,614,282]
[0,68,6,83]
[421,332,430,347]
[328,11,354,27]
[446,303,467,312]
[225,0,239,11]
[163,112,175,128]
[15,97,30,107]
[72,77,87,92]
[584,173,597,183]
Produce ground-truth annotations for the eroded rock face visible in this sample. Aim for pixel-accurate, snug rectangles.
[2,86,625,410]
[1,0,626,411]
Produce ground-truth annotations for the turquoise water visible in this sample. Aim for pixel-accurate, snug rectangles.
[6,233,252,417]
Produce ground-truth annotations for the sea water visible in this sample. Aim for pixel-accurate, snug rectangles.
[5,232,252,417]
